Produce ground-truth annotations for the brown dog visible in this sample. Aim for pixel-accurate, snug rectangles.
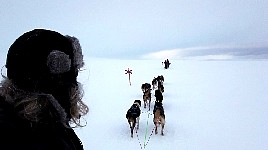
[141,83,151,93]
[153,101,165,135]
[143,89,151,111]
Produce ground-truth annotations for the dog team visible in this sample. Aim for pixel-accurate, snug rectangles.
[126,75,166,137]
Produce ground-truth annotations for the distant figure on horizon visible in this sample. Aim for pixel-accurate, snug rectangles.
[163,59,171,69]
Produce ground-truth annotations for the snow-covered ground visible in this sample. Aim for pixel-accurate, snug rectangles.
[1,54,268,150]
[75,57,268,150]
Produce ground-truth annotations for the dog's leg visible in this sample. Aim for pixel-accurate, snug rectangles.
[136,117,140,130]
[131,121,135,138]
[143,95,146,109]
[144,100,146,109]
[149,96,151,111]
[161,124,164,136]
[145,100,147,109]
[161,117,165,136]
[155,123,158,134]
[154,118,158,134]
[128,120,131,129]
[131,126,134,138]
[133,119,137,137]
[129,120,134,138]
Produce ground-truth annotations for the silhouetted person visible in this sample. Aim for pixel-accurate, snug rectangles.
[166,59,170,68]
[0,29,89,150]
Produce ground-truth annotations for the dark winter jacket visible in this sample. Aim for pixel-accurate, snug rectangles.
[0,96,84,150]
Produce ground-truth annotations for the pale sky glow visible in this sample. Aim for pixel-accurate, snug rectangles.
[189,54,234,60]
[141,45,268,60]
[141,49,180,60]
[0,0,267,59]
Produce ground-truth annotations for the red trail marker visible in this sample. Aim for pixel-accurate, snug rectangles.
[125,68,132,86]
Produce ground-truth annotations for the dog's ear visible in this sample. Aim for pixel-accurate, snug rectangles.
[138,100,141,106]
[133,100,141,108]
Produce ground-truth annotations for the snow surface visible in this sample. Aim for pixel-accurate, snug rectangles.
[74,57,268,150]
[1,55,268,150]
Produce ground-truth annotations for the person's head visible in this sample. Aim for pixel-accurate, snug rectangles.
[0,29,88,127]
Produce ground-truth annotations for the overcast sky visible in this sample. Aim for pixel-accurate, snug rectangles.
[0,0,267,60]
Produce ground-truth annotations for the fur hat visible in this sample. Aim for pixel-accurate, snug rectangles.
[5,29,84,92]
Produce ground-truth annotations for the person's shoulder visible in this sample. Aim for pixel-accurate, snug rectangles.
[0,96,17,148]
[0,95,11,110]
[0,95,16,127]
[0,95,13,110]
